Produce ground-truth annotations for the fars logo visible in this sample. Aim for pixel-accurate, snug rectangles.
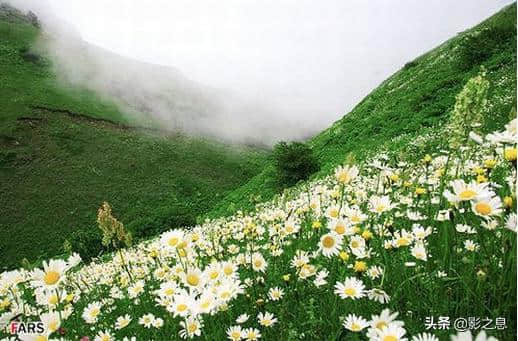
[8,320,46,335]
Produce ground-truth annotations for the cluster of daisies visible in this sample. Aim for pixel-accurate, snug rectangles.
[0,118,515,340]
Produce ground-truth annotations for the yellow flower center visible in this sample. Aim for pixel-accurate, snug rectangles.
[48,294,58,305]
[351,240,359,249]
[253,260,263,268]
[43,271,60,285]
[231,331,241,338]
[475,202,492,215]
[335,224,345,235]
[48,321,58,332]
[344,288,356,296]
[459,189,476,200]
[383,336,397,341]
[350,323,361,331]
[338,173,350,183]
[330,209,339,218]
[35,336,47,341]
[188,323,198,333]
[186,274,200,286]
[376,205,386,212]
[504,148,517,161]
[210,271,219,280]
[396,238,409,247]
[177,303,188,312]
[354,261,367,272]
[101,336,110,341]
[322,236,335,248]
[224,266,233,275]
[168,237,179,247]
[376,321,388,330]
[164,288,174,296]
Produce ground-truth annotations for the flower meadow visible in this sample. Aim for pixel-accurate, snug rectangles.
[0,77,516,341]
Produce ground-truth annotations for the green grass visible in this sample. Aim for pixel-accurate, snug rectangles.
[208,3,517,219]
[0,7,268,269]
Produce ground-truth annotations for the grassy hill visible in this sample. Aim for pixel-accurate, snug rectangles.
[0,5,267,269]
[208,3,517,218]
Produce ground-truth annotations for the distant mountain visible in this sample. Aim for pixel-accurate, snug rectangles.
[0,3,268,269]
[208,2,517,218]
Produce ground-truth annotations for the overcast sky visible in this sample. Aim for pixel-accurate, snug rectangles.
[6,0,514,140]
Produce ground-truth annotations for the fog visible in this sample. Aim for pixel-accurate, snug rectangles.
[5,0,514,144]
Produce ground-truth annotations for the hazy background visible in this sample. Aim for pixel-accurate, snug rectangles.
[5,0,514,144]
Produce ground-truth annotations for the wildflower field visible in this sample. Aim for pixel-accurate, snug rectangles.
[1,69,516,341]
[1,2,517,341]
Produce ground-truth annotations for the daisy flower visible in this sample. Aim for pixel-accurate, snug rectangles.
[335,165,359,184]
[236,313,249,324]
[505,212,517,232]
[411,242,428,261]
[227,325,244,341]
[349,235,366,253]
[290,250,310,268]
[93,330,114,341]
[161,230,184,249]
[268,287,285,301]
[183,268,204,289]
[329,219,348,235]
[31,259,68,289]
[82,301,103,324]
[471,197,503,219]
[169,294,193,318]
[251,253,268,273]
[367,265,384,280]
[319,232,343,258]
[156,281,177,298]
[369,309,401,332]
[179,316,203,339]
[39,311,60,334]
[152,317,164,328]
[313,269,329,287]
[450,330,497,341]
[345,206,367,224]
[138,313,155,328]
[343,313,369,332]
[367,288,391,304]
[412,333,439,341]
[371,323,407,341]
[243,327,261,340]
[464,240,479,252]
[257,311,277,327]
[443,180,492,203]
[369,196,396,214]
[115,314,132,329]
[334,277,365,300]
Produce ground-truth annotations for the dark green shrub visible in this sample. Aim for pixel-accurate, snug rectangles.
[403,60,418,70]
[272,141,320,188]
[67,228,107,262]
[128,203,197,239]
[457,21,516,70]
[19,46,41,64]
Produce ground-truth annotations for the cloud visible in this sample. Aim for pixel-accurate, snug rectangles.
[5,0,513,144]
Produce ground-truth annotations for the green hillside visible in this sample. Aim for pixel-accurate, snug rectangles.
[0,5,267,269]
[209,3,517,218]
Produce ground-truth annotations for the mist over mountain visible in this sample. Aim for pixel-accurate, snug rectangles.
[4,0,514,146]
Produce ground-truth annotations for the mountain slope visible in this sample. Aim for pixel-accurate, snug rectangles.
[208,3,517,218]
[0,5,267,269]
